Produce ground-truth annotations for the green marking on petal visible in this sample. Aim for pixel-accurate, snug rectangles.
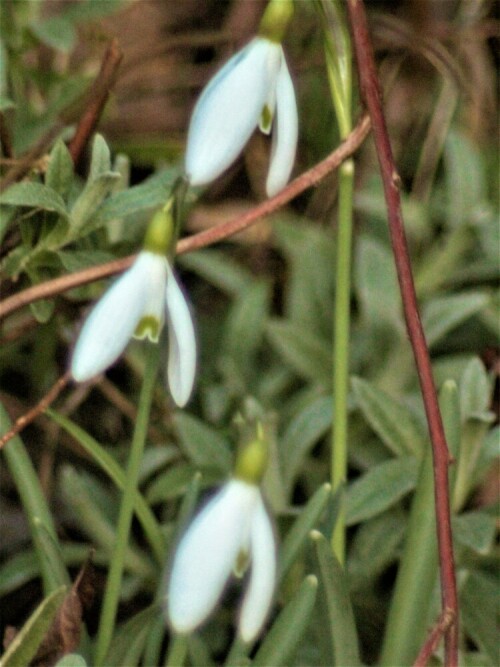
[134,316,161,342]
[234,548,250,579]
[260,104,273,134]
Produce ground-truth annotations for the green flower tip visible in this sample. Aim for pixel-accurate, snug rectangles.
[234,433,269,485]
[259,0,294,43]
[143,204,175,256]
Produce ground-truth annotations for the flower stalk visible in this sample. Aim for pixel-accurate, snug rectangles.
[317,0,354,564]
[94,342,159,666]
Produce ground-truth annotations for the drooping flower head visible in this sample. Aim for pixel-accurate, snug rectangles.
[165,432,276,642]
[71,201,196,407]
[185,0,297,197]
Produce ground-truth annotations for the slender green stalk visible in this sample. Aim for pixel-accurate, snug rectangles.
[164,635,188,667]
[0,404,65,594]
[331,158,355,563]
[94,344,159,665]
[316,0,354,563]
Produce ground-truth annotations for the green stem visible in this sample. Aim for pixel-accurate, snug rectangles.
[165,635,188,667]
[94,344,159,665]
[0,403,64,595]
[331,157,355,564]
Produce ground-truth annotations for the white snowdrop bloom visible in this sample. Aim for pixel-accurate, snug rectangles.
[167,478,276,642]
[71,251,196,407]
[185,36,298,197]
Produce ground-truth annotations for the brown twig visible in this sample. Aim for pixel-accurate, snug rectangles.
[346,2,458,666]
[0,371,71,449]
[413,609,455,667]
[0,111,14,160]
[0,123,64,193]
[68,39,123,165]
[0,113,370,322]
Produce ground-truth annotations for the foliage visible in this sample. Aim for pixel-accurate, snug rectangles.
[0,1,498,666]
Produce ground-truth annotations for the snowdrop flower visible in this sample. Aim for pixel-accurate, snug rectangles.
[185,3,297,197]
[71,208,196,407]
[166,436,276,642]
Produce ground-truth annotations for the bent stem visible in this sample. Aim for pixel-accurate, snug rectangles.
[94,343,159,665]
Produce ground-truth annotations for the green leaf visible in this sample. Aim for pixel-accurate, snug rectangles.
[145,463,222,504]
[311,530,361,666]
[45,139,74,198]
[279,483,332,583]
[1,404,61,595]
[0,586,67,667]
[253,575,318,667]
[59,466,155,579]
[29,297,55,323]
[31,518,71,589]
[346,457,420,525]
[453,511,496,554]
[70,172,120,235]
[351,376,427,457]
[272,217,334,331]
[173,412,232,473]
[91,168,179,227]
[105,604,159,667]
[461,572,499,665]
[57,249,115,272]
[355,235,401,328]
[223,280,270,371]
[267,320,331,384]
[1,182,68,217]
[281,394,332,491]
[89,134,111,179]
[179,249,252,296]
[30,16,77,52]
[459,357,492,421]
[47,410,165,564]
[422,291,490,347]
[348,510,406,587]
[444,130,486,228]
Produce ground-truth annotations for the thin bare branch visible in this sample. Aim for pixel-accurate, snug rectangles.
[0,372,71,449]
[0,113,370,322]
[346,2,458,665]
[68,39,123,165]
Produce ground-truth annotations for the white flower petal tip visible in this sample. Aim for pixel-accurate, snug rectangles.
[165,266,197,408]
[165,480,276,639]
[265,57,298,197]
[184,37,297,194]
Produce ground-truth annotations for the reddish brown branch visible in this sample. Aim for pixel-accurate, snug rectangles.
[413,609,455,667]
[0,123,64,193]
[68,39,123,165]
[0,372,71,450]
[0,113,370,322]
[346,2,458,666]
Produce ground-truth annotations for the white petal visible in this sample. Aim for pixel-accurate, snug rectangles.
[133,253,168,342]
[185,38,281,186]
[71,253,156,382]
[167,480,258,634]
[239,495,276,642]
[265,55,298,197]
[165,264,196,407]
